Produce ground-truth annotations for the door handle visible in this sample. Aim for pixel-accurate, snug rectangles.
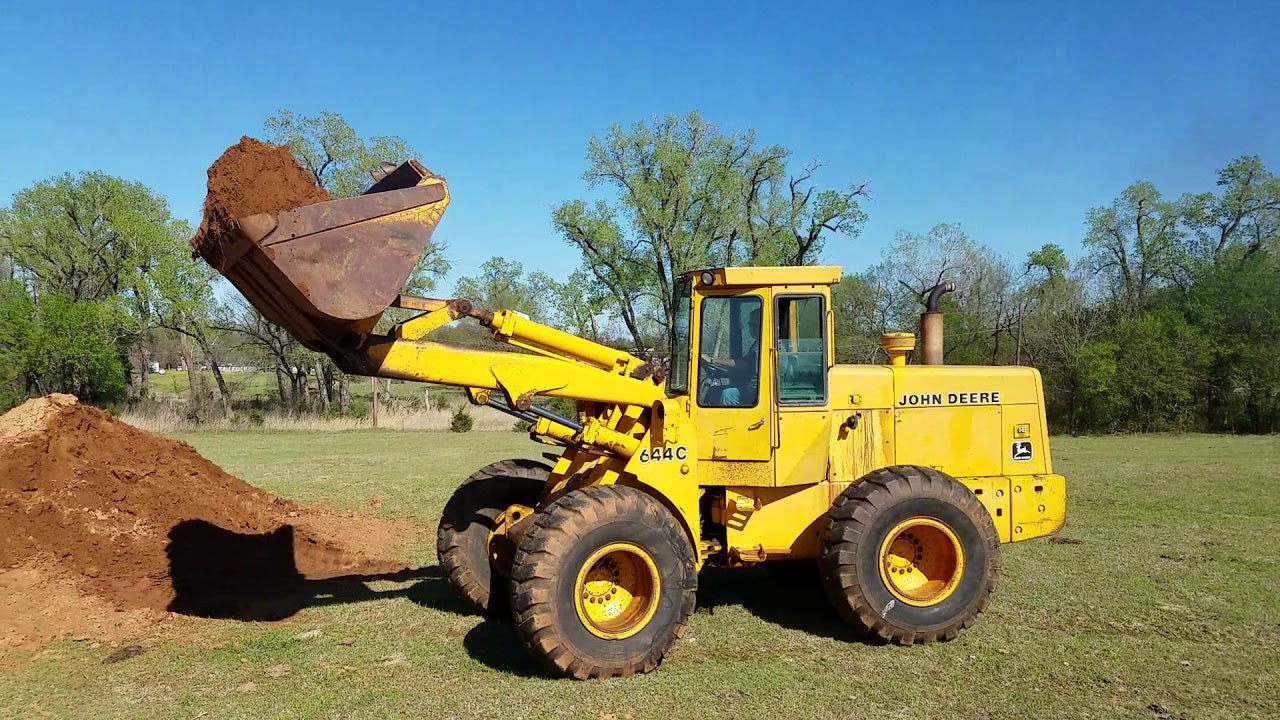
[747,418,765,431]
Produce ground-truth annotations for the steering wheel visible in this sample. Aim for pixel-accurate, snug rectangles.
[700,355,731,376]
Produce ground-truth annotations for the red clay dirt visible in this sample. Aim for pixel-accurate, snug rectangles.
[190,136,332,259]
[0,395,419,648]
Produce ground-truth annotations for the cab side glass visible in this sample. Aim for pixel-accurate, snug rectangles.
[776,295,826,404]
[697,296,762,408]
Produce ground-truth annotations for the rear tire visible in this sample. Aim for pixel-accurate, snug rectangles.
[819,465,1000,644]
[509,485,697,679]
[437,458,551,614]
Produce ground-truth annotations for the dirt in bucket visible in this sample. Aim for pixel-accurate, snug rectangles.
[0,395,422,648]
[190,136,332,259]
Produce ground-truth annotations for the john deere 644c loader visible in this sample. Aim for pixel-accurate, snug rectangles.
[193,159,1065,679]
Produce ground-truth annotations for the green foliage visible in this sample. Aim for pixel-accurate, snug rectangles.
[0,281,35,408]
[1185,244,1280,432]
[1115,310,1209,431]
[0,289,130,406]
[553,112,868,349]
[0,170,210,409]
[542,268,610,341]
[1083,181,1189,308]
[247,408,266,426]
[454,257,546,318]
[449,406,474,433]
[1068,341,1124,429]
[0,172,191,303]
[830,156,1277,434]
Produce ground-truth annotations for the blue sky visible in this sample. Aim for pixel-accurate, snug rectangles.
[2,1,1277,290]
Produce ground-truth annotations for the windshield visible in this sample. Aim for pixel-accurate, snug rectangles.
[667,279,692,395]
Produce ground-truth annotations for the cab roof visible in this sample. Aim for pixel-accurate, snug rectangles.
[685,265,843,289]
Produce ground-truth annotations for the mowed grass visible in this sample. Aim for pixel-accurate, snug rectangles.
[2,433,1278,719]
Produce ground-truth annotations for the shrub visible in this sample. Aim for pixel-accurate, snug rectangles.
[450,406,474,433]
[429,392,452,411]
[248,408,266,426]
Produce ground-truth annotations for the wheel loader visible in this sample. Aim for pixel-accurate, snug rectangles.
[192,159,1066,679]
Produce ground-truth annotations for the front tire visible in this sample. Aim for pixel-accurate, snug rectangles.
[509,485,697,679]
[437,458,551,614]
[819,465,1000,644]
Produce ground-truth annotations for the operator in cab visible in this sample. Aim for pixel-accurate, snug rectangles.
[701,307,761,407]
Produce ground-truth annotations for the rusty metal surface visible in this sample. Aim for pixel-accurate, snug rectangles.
[195,161,447,355]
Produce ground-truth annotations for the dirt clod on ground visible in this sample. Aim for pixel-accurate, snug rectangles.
[190,136,331,260]
[0,395,415,648]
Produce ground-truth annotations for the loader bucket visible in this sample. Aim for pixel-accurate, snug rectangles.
[193,160,449,355]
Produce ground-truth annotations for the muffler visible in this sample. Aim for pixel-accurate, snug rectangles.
[919,282,955,365]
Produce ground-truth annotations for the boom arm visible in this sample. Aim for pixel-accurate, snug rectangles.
[335,295,666,413]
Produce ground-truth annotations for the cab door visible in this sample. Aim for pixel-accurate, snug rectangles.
[693,290,772,483]
[772,294,831,486]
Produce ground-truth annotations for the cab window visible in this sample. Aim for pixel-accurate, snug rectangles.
[666,280,692,396]
[776,295,826,405]
[697,296,762,408]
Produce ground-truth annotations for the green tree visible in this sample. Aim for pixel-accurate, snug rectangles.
[1083,182,1192,308]
[1186,244,1280,432]
[553,112,868,348]
[455,257,547,319]
[830,272,888,363]
[0,289,130,406]
[0,281,35,407]
[1197,156,1280,261]
[539,269,610,342]
[0,172,201,403]
[1112,309,1210,431]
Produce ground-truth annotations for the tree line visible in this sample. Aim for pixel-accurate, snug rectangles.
[2,111,1276,433]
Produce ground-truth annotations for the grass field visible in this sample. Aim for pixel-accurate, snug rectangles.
[2,433,1278,719]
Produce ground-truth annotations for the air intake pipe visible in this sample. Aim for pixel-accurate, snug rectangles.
[919,282,956,365]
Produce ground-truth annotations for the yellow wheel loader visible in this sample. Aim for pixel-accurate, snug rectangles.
[193,160,1066,679]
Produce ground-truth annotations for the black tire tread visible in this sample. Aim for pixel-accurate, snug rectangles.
[509,484,697,679]
[820,464,1001,645]
[436,458,552,613]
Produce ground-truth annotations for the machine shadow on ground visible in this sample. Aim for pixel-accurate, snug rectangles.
[165,520,862,675]
[422,562,869,679]
[165,519,441,620]
[695,563,863,643]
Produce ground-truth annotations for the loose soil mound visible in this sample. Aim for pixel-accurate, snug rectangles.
[190,136,331,259]
[0,396,417,647]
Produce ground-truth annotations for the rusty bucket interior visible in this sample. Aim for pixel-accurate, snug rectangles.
[194,160,449,355]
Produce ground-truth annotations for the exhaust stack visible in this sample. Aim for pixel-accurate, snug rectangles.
[919,282,955,365]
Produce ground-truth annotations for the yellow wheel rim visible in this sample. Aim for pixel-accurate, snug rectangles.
[573,542,661,640]
[878,517,965,606]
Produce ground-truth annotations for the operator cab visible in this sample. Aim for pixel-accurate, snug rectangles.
[667,266,841,485]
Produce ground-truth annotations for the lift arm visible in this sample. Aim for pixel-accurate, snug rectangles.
[335,295,666,413]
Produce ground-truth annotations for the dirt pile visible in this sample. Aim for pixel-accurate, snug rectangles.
[0,395,416,647]
[190,136,331,261]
